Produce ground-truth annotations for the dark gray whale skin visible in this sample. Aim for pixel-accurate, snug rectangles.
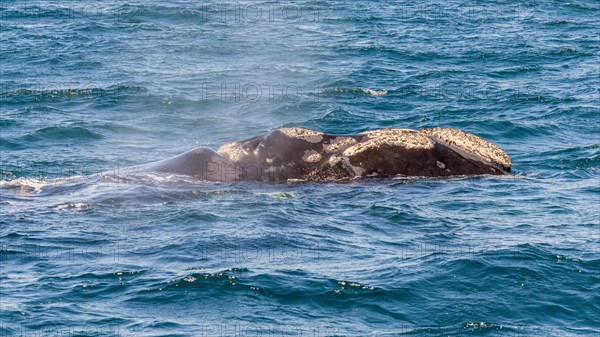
[149,127,512,182]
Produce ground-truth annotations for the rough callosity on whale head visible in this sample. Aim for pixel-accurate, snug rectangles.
[322,136,358,153]
[302,149,322,162]
[418,127,512,172]
[278,127,324,143]
[343,128,434,157]
[218,141,247,162]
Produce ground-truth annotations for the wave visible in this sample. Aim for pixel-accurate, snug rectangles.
[533,144,600,171]
[0,85,148,105]
[0,138,25,150]
[20,125,104,142]
[0,3,143,23]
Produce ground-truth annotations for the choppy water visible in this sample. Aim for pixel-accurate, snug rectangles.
[1,1,599,336]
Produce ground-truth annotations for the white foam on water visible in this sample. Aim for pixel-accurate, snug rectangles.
[0,176,84,195]
[362,88,388,96]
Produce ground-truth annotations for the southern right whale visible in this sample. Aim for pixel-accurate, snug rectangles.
[149,127,511,182]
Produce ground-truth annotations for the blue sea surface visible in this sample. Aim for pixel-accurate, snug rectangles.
[1,0,599,336]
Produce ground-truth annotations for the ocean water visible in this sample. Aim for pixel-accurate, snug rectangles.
[1,0,599,336]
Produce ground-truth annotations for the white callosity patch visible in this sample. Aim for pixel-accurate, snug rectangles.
[436,161,446,169]
[328,155,343,165]
[343,128,434,156]
[419,127,511,169]
[278,127,324,143]
[302,150,322,163]
[323,137,358,153]
[218,142,247,162]
[342,156,364,177]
